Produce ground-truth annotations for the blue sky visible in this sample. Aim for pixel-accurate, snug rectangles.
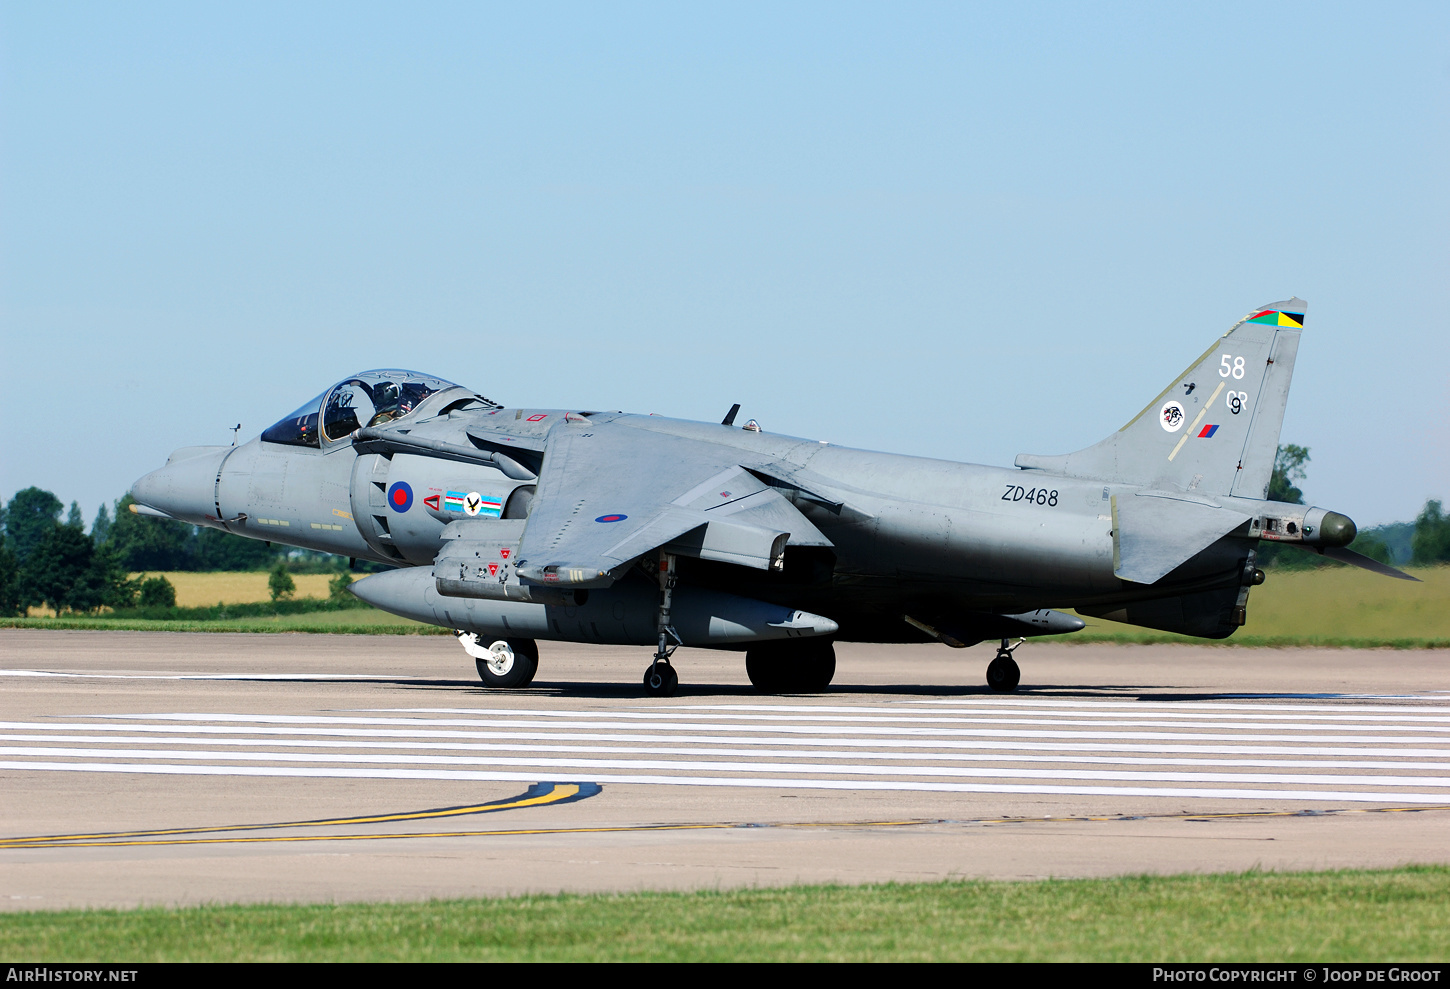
[2,2,1446,526]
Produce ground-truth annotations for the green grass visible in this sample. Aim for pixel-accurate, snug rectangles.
[1069,565,1450,648]
[1070,632,1450,648]
[4,566,1447,645]
[3,867,1448,961]
[0,609,445,634]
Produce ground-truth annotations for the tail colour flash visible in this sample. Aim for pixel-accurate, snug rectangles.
[1247,309,1305,327]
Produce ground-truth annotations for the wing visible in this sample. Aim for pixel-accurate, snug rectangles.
[512,418,832,587]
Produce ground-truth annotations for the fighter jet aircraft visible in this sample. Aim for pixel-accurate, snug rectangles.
[130,298,1413,695]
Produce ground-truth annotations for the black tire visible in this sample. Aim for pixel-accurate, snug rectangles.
[474,638,539,688]
[746,639,835,693]
[643,663,679,697]
[986,655,1020,692]
[745,650,781,693]
[798,642,835,691]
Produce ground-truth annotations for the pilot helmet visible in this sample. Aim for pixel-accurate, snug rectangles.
[374,381,401,407]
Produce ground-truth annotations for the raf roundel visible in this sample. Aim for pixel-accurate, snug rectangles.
[595,514,628,523]
[387,481,414,513]
[1159,400,1186,433]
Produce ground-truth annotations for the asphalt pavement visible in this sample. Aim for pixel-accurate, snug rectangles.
[2,629,1448,910]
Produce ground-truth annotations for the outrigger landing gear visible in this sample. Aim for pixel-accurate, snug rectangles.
[986,637,1024,692]
[643,551,682,697]
[456,631,539,689]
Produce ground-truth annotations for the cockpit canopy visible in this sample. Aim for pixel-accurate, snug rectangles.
[261,370,487,448]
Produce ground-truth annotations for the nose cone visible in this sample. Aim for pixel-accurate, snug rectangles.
[131,446,231,525]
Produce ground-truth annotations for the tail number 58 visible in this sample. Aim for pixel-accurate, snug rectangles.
[1220,354,1246,379]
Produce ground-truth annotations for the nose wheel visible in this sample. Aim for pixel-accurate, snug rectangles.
[456,632,539,689]
[986,637,1023,692]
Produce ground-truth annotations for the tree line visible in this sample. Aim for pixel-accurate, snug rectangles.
[1262,445,1449,568]
[2,456,1446,616]
[0,487,350,617]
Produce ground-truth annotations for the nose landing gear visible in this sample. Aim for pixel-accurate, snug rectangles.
[986,637,1024,692]
[456,632,539,688]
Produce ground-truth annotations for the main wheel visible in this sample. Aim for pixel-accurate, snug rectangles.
[798,641,836,691]
[643,663,678,697]
[746,640,835,693]
[986,655,1020,692]
[474,637,539,688]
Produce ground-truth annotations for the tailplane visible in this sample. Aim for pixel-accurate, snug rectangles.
[1015,298,1305,498]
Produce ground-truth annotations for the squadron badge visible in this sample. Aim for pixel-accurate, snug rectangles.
[1159,400,1186,433]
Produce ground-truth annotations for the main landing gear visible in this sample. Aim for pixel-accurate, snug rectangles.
[643,551,682,697]
[456,631,539,688]
[746,639,836,694]
[986,637,1023,692]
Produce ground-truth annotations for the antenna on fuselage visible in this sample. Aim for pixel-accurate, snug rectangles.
[231,424,241,446]
[721,404,741,426]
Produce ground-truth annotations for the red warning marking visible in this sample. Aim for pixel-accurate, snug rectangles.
[423,495,441,511]
[527,414,548,422]
[488,562,499,576]
[500,548,511,559]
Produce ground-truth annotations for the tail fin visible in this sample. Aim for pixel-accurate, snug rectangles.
[1015,298,1305,498]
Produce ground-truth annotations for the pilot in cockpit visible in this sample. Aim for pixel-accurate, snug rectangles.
[367,381,402,426]
[265,370,466,448]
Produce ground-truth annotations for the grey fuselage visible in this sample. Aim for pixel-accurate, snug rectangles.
[139,396,1252,646]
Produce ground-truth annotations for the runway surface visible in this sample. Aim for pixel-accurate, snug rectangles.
[2,629,1449,909]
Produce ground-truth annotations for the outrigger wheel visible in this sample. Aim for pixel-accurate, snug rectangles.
[456,632,539,689]
[986,637,1023,692]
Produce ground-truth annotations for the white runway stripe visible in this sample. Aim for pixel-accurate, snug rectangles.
[6,694,1448,804]
[74,713,1450,741]
[6,745,1450,789]
[390,703,1450,722]
[5,722,1450,757]
[3,759,1447,804]
[906,697,1450,711]
[8,671,1441,709]
[100,708,1450,729]
[5,733,1449,771]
